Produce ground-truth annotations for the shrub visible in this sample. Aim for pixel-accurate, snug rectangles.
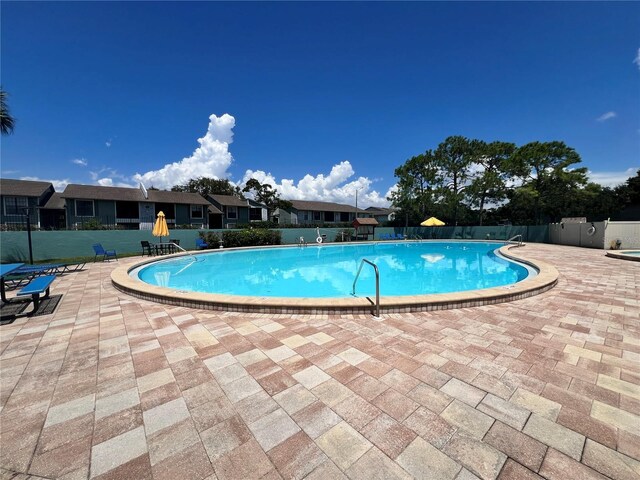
[221,229,282,248]
[334,229,353,242]
[199,232,222,248]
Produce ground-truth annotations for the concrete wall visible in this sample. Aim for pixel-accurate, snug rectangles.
[604,221,640,249]
[549,222,606,249]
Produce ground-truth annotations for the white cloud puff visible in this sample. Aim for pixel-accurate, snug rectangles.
[634,48,640,70]
[596,111,617,122]
[72,158,88,166]
[241,161,390,207]
[133,114,235,190]
[20,176,71,191]
[589,168,637,188]
[133,113,390,207]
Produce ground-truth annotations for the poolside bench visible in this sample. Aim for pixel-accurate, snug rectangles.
[16,274,56,316]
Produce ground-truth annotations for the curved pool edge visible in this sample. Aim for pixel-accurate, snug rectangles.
[605,250,640,262]
[111,243,559,315]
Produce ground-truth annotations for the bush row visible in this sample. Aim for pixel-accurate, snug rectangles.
[199,229,282,248]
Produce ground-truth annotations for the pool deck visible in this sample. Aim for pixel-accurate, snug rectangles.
[0,243,638,480]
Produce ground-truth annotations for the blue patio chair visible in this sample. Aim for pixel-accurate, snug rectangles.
[195,238,208,249]
[92,244,118,262]
[395,233,406,240]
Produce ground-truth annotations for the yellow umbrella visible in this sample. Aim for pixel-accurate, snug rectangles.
[421,217,446,227]
[152,211,169,242]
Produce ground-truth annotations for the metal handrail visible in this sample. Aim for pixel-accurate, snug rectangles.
[352,259,380,317]
[165,242,200,261]
[506,235,523,246]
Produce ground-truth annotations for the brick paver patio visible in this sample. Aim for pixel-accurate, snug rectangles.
[0,243,638,480]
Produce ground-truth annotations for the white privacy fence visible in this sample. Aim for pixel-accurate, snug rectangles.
[549,221,640,249]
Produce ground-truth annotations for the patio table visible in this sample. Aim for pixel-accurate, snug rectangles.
[1,263,25,304]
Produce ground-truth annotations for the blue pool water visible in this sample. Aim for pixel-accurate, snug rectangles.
[134,242,533,298]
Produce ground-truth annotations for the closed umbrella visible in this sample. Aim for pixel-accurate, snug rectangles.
[152,211,169,243]
[421,217,446,227]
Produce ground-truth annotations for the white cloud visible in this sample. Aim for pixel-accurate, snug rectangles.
[634,48,640,70]
[89,167,134,187]
[596,111,617,122]
[132,113,392,207]
[133,113,235,189]
[241,161,390,207]
[588,167,637,188]
[20,176,71,191]
[105,140,112,147]
[72,158,88,166]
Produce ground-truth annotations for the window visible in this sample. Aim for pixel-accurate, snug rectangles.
[301,211,309,221]
[75,199,94,216]
[4,196,28,215]
[227,206,237,219]
[191,205,203,218]
[116,201,138,219]
[249,208,262,221]
[324,211,334,222]
[340,212,350,222]
[313,211,321,221]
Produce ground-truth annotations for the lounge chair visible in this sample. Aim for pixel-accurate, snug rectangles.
[92,244,118,262]
[195,238,208,249]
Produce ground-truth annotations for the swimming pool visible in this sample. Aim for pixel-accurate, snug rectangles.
[605,250,640,262]
[132,241,534,298]
[113,241,557,314]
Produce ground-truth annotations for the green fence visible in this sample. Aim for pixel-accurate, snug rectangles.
[0,225,549,263]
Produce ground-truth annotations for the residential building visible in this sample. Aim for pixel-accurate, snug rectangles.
[275,200,370,225]
[60,184,212,229]
[40,193,66,230]
[0,178,55,229]
[365,206,397,224]
[207,195,268,228]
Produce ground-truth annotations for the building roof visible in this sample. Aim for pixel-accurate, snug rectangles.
[287,200,369,214]
[0,178,53,197]
[61,184,210,205]
[365,206,396,215]
[208,194,248,207]
[353,217,379,226]
[42,192,65,210]
[147,189,210,205]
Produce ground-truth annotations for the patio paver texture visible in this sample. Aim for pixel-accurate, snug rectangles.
[0,243,639,479]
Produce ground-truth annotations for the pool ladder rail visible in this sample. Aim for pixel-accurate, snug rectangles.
[352,258,380,317]
[297,237,308,247]
[167,242,201,261]
[506,235,524,247]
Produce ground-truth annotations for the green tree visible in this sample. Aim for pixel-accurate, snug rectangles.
[466,141,517,225]
[510,141,587,223]
[435,136,479,225]
[389,150,442,225]
[172,177,241,197]
[242,178,292,216]
[0,88,16,135]
[615,169,640,206]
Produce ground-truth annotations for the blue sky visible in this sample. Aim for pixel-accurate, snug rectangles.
[2,2,639,206]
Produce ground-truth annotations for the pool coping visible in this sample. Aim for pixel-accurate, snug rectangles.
[111,241,559,315]
[605,249,640,262]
